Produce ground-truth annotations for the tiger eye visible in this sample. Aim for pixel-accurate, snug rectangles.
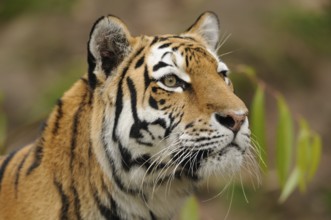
[163,75,178,87]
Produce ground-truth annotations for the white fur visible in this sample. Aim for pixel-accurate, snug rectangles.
[194,14,220,50]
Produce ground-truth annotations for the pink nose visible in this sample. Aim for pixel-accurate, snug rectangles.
[215,112,247,133]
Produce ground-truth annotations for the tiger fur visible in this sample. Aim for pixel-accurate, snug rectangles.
[0,12,252,220]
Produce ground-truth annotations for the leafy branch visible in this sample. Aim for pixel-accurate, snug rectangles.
[236,64,322,203]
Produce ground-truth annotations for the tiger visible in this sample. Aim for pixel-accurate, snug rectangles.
[0,11,252,220]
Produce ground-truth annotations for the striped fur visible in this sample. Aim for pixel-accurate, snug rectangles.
[0,12,253,219]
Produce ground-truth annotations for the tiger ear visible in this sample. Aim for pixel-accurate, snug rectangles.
[87,15,133,88]
[186,11,220,51]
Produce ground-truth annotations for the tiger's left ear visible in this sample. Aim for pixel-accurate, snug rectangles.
[186,11,220,51]
[87,15,133,89]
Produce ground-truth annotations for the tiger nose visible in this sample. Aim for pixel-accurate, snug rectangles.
[214,111,247,133]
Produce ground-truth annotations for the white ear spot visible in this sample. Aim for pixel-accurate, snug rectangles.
[88,15,132,76]
[198,15,220,49]
[186,12,220,50]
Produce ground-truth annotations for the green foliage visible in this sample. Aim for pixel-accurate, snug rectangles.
[279,118,322,202]
[276,95,294,188]
[308,134,321,181]
[250,84,267,171]
[238,65,322,203]
[0,0,77,22]
[179,196,200,220]
[278,167,300,203]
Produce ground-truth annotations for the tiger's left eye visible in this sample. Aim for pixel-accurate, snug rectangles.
[162,75,178,87]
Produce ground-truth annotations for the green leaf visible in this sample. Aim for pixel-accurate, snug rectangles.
[296,118,310,192]
[308,133,322,181]
[180,196,199,220]
[276,95,294,188]
[279,168,300,203]
[250,85,267,171]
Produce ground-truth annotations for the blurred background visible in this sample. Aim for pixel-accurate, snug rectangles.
[0,0,330,219]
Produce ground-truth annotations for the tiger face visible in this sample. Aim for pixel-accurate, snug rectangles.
[89,12,251,193]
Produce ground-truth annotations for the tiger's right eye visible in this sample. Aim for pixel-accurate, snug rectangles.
[163,75,177,87]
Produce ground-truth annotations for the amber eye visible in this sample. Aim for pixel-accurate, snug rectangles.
[162,75,178,87]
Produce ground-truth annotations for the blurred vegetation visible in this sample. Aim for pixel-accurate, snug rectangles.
[0,0,77,22]
[277,5,331,56]
[241,66,322,202]
[0,93,5,155]
[30,61,85,122]
[180,196,200,220]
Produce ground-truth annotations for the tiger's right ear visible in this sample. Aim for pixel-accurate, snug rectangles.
[87,15,133,89]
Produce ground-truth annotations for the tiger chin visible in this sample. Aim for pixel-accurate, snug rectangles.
[0,12,253,220]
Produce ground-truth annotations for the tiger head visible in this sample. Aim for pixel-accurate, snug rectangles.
[88,12,252,192]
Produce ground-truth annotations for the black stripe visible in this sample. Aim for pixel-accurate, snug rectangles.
[185,122,194,129]
[110,196,121,220]
[161,51,172,59]
[87,43,98,90]
[153,61,170,72]
[185,55,189,67]
[151,118,167,129]
[88,141,92,161]
[102,115,140,195]
[93,190,112,220]
[112,69,125,142]
[150,36,159,46]
[15,149,31,198]
[143,65,151,94]
[118,142,165,172]
[0,150,18,191]
[150,211,157,220]
[158,42,172,49]
[158,37,169,42]
[112,47,145,142]
[71,186,82,220]
[185,134,225,143]
[52,99,63,135]
[80,78,94,105]
[169,35,197,41]
[164,112,183,138]
[118,142,132,171]
[135,55,145,69]
[149,96,158,109]
[127,77,159,146]
[126,77,138,121]
[70,95,86,172]
[26,145,43,175]
[54,179,70,220]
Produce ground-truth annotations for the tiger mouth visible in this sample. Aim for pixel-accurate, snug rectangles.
[219,143,246,155]
[173,143,245,173]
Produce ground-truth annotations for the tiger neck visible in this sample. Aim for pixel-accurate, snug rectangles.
[42,77,95,171]
[40,78,114,215]
[41,77,192,219]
